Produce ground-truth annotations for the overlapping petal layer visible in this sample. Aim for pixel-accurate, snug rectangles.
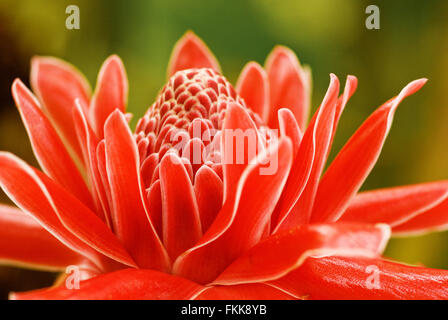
[0,204,81,270]
[30,56,91,161]
[174,137,293,284]
[213,223,390,285]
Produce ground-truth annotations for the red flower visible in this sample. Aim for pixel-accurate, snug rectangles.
[1,31,448,300]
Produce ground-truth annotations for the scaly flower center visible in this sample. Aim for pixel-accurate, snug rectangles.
[135,68,262,187]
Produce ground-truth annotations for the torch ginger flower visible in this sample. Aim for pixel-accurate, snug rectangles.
[1,32,448,299]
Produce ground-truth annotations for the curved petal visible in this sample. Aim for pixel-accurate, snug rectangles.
[89,55,128,139]
[196,283,296,300]
[95,140,114,227]
[392,198,448,236]
[160,153,202,260]
[213,223,390,286]
[30,56,91,161]
[0,204,81,270]
[173,138,293,284]
[12,80,94,209]
[104,111,170,271]
[265,46,311,130]
[273,75,339,231]
[277,108,303,158]
[0,152,135,270]
[271,256,448,300]
[221,103,264,202]
[167,31,220,77]
[339,181,448,227]
[311,79,428,223]
[236,62,270,122]
[73,102,110,224]
[146,180,163,238]
[194,165,223,233]
[12,269,205,300]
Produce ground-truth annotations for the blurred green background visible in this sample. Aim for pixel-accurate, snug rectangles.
[0,0,447,298]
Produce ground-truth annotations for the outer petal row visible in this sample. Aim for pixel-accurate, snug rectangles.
[213,223,390,285]
[311,79,428,222]
[12,269,206,300]
[0,152,135,270]
[0,204,81,270]
[275,256,448,300]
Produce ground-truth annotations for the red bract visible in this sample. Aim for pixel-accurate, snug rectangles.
[1,31,448,300]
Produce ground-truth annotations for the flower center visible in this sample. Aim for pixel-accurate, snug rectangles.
[135,68,261,188]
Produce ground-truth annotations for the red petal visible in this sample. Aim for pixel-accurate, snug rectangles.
[0,153,135,269]
[89,55,128,139]
[221,103,263,202]
[141,153,159,188]
[0,204,81,270]
[167,31,220,77]
[339,181,448,226]
[73,102,110,224]
[160,153,202,260]
[30,56,91,161]
[277,108,303,157]
[236,62,270,122]
[194,165,223,233]
[311,79,428,223]
[265,46,311,130]
[173,138,293,284]
[271,256,448,300]
[12,80,94,209]
[95,140,114,228]
[213,223,390,285]
[13,269,205,300]
[104,111,170,271]
[197,283,296,300]
[392,197,448,235]
[146,180,163,238]
[273,75,339,231]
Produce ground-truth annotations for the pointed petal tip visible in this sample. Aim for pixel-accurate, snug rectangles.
[11,78,24,96]
[242,61,264,72]
[101,54,126,74]
[168,31,221,77]
[183,30,200,40]
[265,45,299,69]
[11,79,41,111]
[160,150,182,166]
[30,55,58,74]
[269,45,295,57]
[407,78,428,92]
[106,108,125,123]
[236,61,267,85]
[400,78,428,97]
[103,109,127,138]
[347,75,358,84]
[389,78,428,114]
[327,73,340,91]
